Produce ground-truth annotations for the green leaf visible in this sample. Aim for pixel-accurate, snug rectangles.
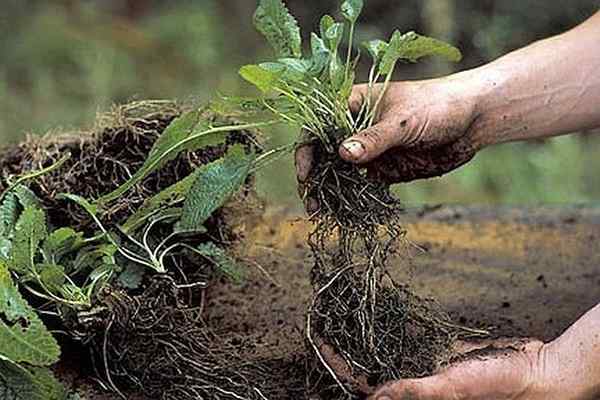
[0,239,11,261]
[36,264,66,294]
[121,169,198,234]
[254,0,302,58]
[118,262,146,290]
[329,55,345,89]
[239,64,283,92]
[97,111,254,205]
[341,0,363,23]
[363,39,389,64]
[71,244,117,276]
[309,33,330,77]
[380,31,462,75]
[196,242,243,284]
[0,359,66,400]
[9,207,47,275]
[42,228,83,264]
[319,15,335,43]
[212,96,295,118]
[0,192,19,238]
[175,145,254,233]
[13,186,41,210]
[57,194,97,218]
[0,262,60,366]
[324,22,344,53]
[276,58,313,81]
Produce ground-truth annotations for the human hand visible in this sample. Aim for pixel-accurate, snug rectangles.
[295,77,486,208]
[369,338,550,400]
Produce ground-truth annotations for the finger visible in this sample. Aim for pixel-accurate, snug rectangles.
[294,144,314,183]
[452,338,541,357]
[348,84,370,114]
[370,376,450,400]
[339,120,398,164]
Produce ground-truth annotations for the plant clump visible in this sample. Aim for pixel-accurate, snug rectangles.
[0,100,281,399]
[236,0,477,397]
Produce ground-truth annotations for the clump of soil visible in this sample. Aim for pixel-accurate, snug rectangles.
[0,100,272,399]
[305,140,466,398]
[0,100,259,235]
[88,275,283,400]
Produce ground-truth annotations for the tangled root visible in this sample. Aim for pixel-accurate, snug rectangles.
[304,141,469,398]
[90,275,290,400]
[0,100,259,234]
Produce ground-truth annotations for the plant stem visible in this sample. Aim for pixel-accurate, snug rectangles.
[345,22,355,81]
[0,153,71,203]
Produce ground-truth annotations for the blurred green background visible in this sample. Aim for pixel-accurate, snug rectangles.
[1,0,598,208]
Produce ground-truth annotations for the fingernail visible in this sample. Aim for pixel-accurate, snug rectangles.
[341,140,365,160]
[377,397,392,400]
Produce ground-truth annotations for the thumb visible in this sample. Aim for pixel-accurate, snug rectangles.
[370,376,450,400]
[339,120,404,164]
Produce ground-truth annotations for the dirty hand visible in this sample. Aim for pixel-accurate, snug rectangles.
[295,76,485,195]
[371,303,600,400]
[370,338,549,400]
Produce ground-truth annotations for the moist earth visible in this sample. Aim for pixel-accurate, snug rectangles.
[59,205,600,399]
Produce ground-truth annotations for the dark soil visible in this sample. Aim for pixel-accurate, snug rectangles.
[55,206,600,399]
[0,100,258,235]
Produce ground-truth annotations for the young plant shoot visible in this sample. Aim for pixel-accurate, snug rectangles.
[238,1,474,397]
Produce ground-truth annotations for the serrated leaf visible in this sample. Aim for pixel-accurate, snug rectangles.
[0,358,66,400]
[9,207,47,275]
[0,192,19,239]
[42,228,83,264]
[239,64,283,92]
[13,186,41,210]
[341,0,363,23]
[254,0,302,58]
[175,145,254,233]
[0,262,60,366]
[380,31,462,75]
[196,242,243,284]
[99,110,238,205]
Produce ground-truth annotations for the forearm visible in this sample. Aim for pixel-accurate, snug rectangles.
[540,302,600,399]
[465,11,600,147]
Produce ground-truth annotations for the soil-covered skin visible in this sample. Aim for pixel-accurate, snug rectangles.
[58,206,600,399]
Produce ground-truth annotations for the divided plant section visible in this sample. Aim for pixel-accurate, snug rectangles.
[231,0,484,398]
[0,101,283,399]
[0,1,484,399]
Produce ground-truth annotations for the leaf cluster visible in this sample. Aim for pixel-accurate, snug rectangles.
[0,108,265,396]
[236,0,462,147]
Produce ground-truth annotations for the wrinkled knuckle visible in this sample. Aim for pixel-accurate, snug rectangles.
[361,126,387,150]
